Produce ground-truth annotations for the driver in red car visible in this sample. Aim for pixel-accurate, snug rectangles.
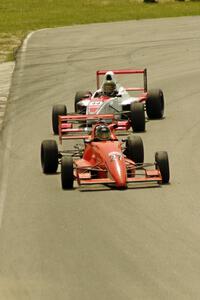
[95,125,111,141]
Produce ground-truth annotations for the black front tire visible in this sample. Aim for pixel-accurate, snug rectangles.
[125,135,144,164]
[61,156,74,189]
[146,89,164,119]
[155,151,170,184]
[52,104,67,135]
[130,102,145,132]
[74,90,92,113]
[41,140,58,174]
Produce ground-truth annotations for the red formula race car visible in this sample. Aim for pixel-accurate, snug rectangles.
[41,114,170,190]
[52,69,165,135]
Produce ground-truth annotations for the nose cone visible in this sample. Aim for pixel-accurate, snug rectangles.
[94,141,127,189]
[108,155,127,189]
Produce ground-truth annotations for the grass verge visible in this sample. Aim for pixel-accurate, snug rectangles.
[0,0,200,62]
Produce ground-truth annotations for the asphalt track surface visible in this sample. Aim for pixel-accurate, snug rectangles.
[0,16,200,300]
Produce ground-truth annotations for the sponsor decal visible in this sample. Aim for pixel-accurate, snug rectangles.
[88,101,102,113]
[90,101,102,106]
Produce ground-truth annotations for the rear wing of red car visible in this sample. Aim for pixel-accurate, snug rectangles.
[96,69,147,92]
[58,114,115,143]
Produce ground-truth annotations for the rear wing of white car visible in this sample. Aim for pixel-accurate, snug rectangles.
[96,69,147,93]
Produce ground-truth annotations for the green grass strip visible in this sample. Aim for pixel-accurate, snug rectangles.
[0,0,200,61]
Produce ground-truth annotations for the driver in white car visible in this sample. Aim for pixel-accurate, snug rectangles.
[93,71,128,98]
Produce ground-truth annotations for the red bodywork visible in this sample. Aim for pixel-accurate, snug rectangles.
[59,114,162,189]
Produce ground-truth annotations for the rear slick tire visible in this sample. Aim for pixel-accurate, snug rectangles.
[155,151,170,184]
[125,135,144,164]
[52,104,67,135]
[74,90,92,113]
[61,156,74,189]
[146,89,164,119]
[130,102,145,132]
[41,140,58,174]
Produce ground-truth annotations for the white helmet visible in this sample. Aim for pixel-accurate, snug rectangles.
[105,71,115,82]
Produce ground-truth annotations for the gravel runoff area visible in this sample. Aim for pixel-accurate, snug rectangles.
[0,62,15,130]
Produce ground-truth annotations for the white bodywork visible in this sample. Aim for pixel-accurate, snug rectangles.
[78,71,140,115]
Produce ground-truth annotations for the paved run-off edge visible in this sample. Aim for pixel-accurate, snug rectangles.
[0,62,15,130]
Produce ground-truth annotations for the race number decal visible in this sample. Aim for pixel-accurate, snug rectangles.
[109,151,123,161]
